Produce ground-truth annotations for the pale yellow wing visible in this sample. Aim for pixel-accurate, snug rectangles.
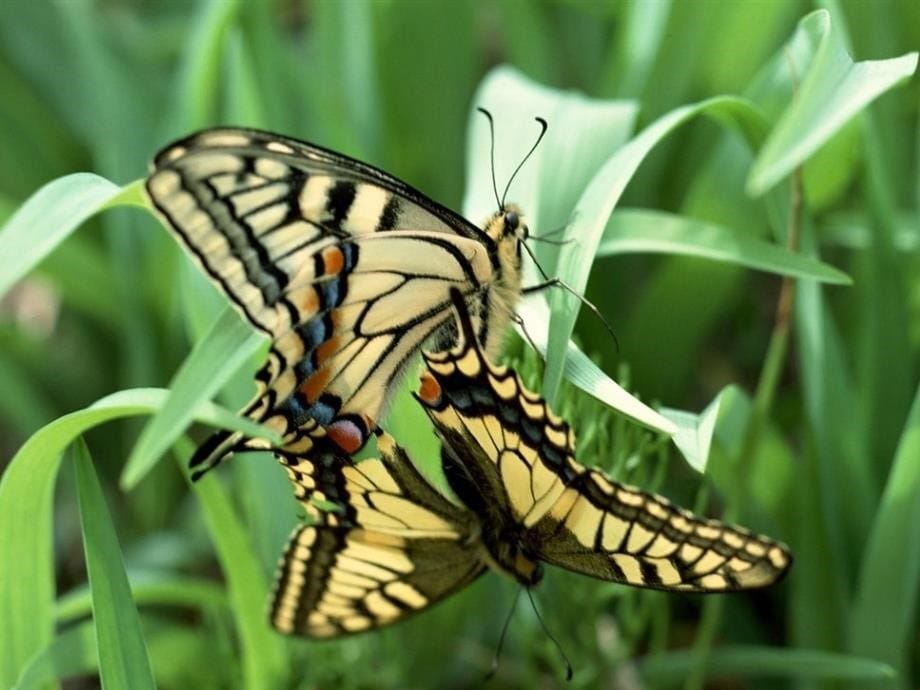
[146,128,496,478]
[269,432,485,637]
[416,289,792,592]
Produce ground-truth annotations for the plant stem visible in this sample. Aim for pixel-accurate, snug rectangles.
[683,166,802,690]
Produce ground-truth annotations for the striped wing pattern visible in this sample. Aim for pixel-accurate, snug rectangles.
[145,128,494,477]
[270,431,485,636]
[417,291,792,592]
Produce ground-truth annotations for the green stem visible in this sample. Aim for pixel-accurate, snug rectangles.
[683,166,802,690]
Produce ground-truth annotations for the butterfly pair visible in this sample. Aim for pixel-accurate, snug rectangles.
[145,127,792,640]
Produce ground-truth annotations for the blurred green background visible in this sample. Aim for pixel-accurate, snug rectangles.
[1,1,919,689]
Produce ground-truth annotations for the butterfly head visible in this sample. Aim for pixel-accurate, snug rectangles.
[484,203,529,266]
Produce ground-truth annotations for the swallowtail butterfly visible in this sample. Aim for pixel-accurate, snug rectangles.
[269,289,792,638]
[146,126,538,479]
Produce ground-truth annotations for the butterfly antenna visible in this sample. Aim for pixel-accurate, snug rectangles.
[477,107,503,212]
[485,587,522,681]
[501,116,548,208]
[526,587,574,682]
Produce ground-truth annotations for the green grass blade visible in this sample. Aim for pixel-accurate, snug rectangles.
[73,439,157,690]
[0,173,123,298]
[12,620,97,690]
[121,307,270,490]
[747,9,918,195]
[659,389,724,473]
[174,0,242,130]
[180,439,288,690]
[849,382,920,685]
[516,294,676,436]
[639,646,895,685]
[0,387,273,687]
[57,573,228,623]
[546,95,770,403]
[598,208,851,284]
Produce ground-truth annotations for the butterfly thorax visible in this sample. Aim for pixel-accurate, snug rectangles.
[479,204,526,358]
[479,523,544,587]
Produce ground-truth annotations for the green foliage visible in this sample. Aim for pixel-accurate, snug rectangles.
[1,2,918,689]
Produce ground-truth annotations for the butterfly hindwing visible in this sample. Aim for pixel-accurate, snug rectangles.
[146,128,507,476]
[270,430,486,637]
[416,289,791,593]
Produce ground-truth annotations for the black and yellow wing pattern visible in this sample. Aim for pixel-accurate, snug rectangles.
[270,430,484,637]
[146,128,524,478]
[415,289,792,593]
[267,291,791,640]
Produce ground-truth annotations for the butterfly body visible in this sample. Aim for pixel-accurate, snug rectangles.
[145,127,529,476]
[269,290,792,638]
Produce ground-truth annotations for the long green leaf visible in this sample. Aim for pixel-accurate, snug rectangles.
[0,173,127,298]
[122,308,269,489]
[516,294,676,436]
[0,387,269,688]
[74,439,157,690]
[639,646,895,685]
[545,96,770,403]
[747,9,918,195]
[57,573,228,623]
[598,208,851,284]
[180,438,288,690]
[849,382,920,686]
[12,620,97,690]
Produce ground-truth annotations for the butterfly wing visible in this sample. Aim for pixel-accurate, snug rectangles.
[270,430,486,637]
[416,289,791,592]
[146,128,498,476]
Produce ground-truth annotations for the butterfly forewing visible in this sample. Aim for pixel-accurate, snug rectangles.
[146,127,506,476]
[269,431,486,637]
[416,289,792,593]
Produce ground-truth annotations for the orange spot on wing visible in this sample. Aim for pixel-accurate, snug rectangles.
[315,337,339,366]
[296,286,319,315]
[300,369,331,403]
[417,373,442,404]
[327,420,365,454]
[321,246,345,275]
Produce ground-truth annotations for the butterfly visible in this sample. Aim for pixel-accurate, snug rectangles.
[145,121,545,479]
[269,287,792,638]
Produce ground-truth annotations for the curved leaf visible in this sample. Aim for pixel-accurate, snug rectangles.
[122,308,270,489]
[177,438,288,690]
[747,10,918,195]
[74,439,157,690]
[546,96,770,403]
[850,382,920,680]
[0,173,123,298]
[598,208,851,284]
[0,387,268,688]
[516,294,676,436]
[640,646,895,685]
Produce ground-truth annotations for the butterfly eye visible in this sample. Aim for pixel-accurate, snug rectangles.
[504,210,519,233]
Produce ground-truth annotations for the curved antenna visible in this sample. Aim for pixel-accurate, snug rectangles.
[485,587,522,681]
[476,107,503,212]
[526,588,573,681]
[501,117,548,208]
